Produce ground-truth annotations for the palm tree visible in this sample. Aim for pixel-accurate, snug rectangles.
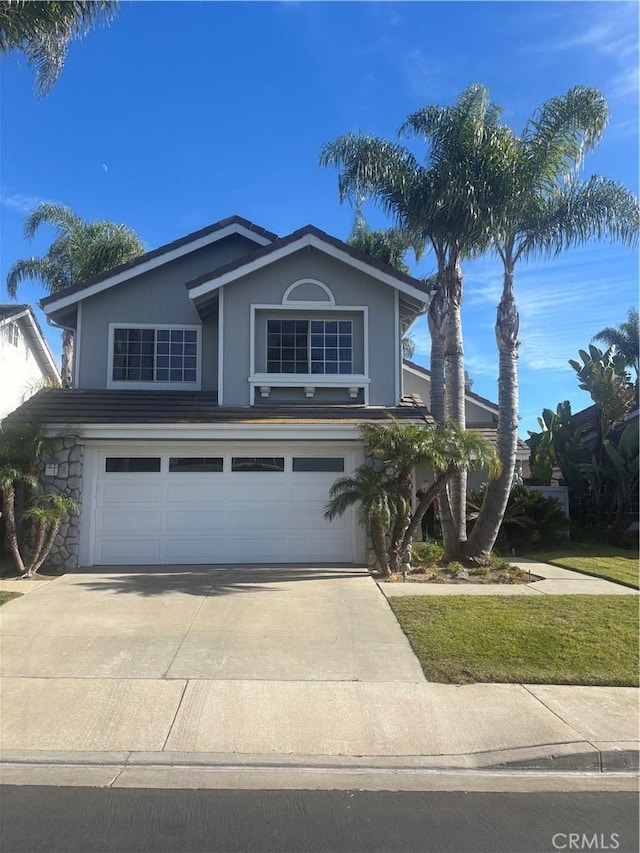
[325,465,392,575]
[0,1,119,96]
[7,202,144,387]
[320,85,509,558]
[464,87,639,564]
[325,419,500,573]
[594,308,639,380]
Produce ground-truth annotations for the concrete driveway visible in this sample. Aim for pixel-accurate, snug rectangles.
[0,565,425,682]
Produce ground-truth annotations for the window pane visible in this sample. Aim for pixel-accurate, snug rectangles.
[170,329,184,342]
[105,457,161,473]
[169,457,223,473]
[169,369,182,381]
[184,330,197,343]
[184,343,197,356]
[325,321,337,333]
[156,368,169,381]
[339,363,352,374]
[140,368,154,381]
[310,320,323,333]
[282,320,295,334]
[338,321,351,334]
[184,369,197,382]
[231,457,285,472]
[157,330,170,342]
[292,458,345,472]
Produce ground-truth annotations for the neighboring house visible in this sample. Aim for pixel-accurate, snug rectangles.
[4,215,516,569]
[0,304,60,419]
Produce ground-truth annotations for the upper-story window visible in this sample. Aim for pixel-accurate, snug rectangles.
[8,322,20,347]
[111,326,198,383]
[266,319,352,375]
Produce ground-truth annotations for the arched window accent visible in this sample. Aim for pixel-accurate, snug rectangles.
[282,279,335,305]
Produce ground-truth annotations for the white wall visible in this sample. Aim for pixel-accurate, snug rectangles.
[0,321,50,418]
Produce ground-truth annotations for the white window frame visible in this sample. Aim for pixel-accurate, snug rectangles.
[8,322,20,347]
[249,304,370,405]
[107,323,202,390]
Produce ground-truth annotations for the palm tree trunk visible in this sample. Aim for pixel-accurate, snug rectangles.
[428,282,457,554]
[443,262,466,557]
[61,329,74,389]
[24,518,47,576]
[465,263,519,564]
[401,472,448,556]
[370,513,390,575]
[1,485,26,575]
[29,521,62,575]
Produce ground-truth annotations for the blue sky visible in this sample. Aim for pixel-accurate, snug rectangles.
[1,0,638,436]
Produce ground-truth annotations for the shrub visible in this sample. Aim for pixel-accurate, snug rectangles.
[468,484,568,552]
[412,541,444,566]
[447,561,463,573]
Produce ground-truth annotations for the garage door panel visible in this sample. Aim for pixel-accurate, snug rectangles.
[90,446,356,565]
[97,508,162,536]
[164,539,224,561]
[97,539,161,565]
[99,482,164,504]
[164,509,225,534]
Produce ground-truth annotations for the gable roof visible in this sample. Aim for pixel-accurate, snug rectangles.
[40,215,277,314]
[186,224,431,307]
[403,359,499,415]
[0,304,60,382]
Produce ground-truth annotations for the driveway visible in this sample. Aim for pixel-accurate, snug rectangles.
[0,565,425,682]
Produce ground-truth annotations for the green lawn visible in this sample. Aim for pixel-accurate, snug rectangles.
[526,544,639,589]
[389,595,639,686]
[0,591,22,606]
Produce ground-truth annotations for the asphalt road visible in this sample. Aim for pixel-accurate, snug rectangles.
[1,787,638,853]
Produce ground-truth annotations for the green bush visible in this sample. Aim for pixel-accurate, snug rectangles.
[412,541,444,566]
[447,561,463,573]
[468,484,568,553]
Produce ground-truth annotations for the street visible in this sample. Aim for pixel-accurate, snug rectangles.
[1,786,637,853]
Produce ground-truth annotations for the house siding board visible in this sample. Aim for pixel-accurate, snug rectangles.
[75,239,257,389]
[222,248,397,406]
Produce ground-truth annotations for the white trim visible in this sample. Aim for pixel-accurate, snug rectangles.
[250,304,369,403]
[282,279,335,305]
[188,233,430,304]
[42,222,273,314]
[363,306,369,405]
[217,287,224,405]
[45,422,371,441]
[106,322,202,390]
[73,301,82,388]
[402,362,500,415]
[394,290,400,403]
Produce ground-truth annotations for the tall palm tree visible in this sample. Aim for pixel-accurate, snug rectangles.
[0,1,119,96]
[594,308,639,380]
[7,202,144,387]
[320,85,509,558]
[464,87,639,564]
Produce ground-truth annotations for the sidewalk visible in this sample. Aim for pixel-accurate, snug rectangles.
[0,562,638,789]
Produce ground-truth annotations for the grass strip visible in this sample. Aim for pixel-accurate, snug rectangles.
[526,545,639,589]
[0,591,22,606]
[389,595,639,686]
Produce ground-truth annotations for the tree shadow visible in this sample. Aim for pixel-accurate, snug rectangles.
[73,564,368,597]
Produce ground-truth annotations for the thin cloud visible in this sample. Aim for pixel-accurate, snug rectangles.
[1,192,46,215]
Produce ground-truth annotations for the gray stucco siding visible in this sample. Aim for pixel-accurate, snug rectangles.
[221,248,399,406]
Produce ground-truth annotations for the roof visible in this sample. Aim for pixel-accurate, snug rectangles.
[0,304,60,382]
[3,389,433,426]
[403,358,499,414]
[186,224,431,302]
[40,215,278,313]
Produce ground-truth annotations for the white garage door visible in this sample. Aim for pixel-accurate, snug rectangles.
[87,444,357,565]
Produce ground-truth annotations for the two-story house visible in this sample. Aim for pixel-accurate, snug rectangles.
[0,304,60,418]
[5,216,519,570]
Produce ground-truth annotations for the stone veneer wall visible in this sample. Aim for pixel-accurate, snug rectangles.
[37,436,84,572]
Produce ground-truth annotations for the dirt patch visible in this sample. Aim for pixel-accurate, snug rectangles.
[379,565,543,584]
